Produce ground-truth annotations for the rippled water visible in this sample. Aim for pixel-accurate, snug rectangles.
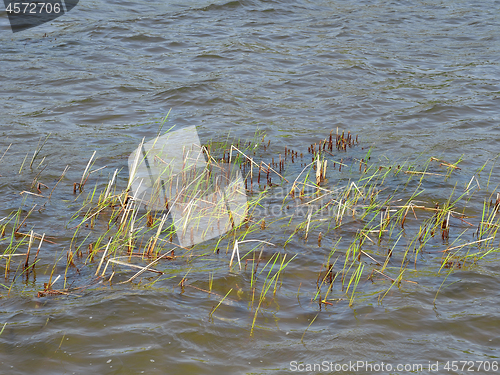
[1,0,500,374]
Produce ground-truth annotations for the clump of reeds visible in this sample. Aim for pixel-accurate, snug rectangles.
[2,125,500,338]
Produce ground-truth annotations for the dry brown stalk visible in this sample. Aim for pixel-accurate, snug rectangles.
[0,143,12,164]
[24,230,34,270]
[465,175,480,192]
[430,157,461,170]
[479,221,500,228]
[359,231,376,244]
[79,150,97,188]
[13,231,54,244]
[404,171,445,177]
[69,205,108,230]
[95,238,112,276]
[315,157,321,184]
[15,204,37,233]
[19,191,44,198]
[304,212,312,240]
[185,284,237,302]
[105,258,163,275]
[392,205,463,216]
[360,251,381,265]
[441,236,494,253]
[120,250,174,284]
[372,269,417,285]
[147,214,168,255]
[48,165,70,199]
[231,145,289,183]
[37,289,69,297]
[0,253,27,258]
[33,233,45,264]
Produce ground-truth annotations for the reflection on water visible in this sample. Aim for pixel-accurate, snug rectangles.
[1,0,500,373]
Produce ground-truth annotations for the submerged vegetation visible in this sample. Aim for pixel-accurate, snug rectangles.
[1,126,500,336]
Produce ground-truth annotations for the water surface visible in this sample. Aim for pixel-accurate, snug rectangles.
[1,0,500,373]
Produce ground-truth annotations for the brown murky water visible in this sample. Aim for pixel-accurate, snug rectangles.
[1,0,500,374]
